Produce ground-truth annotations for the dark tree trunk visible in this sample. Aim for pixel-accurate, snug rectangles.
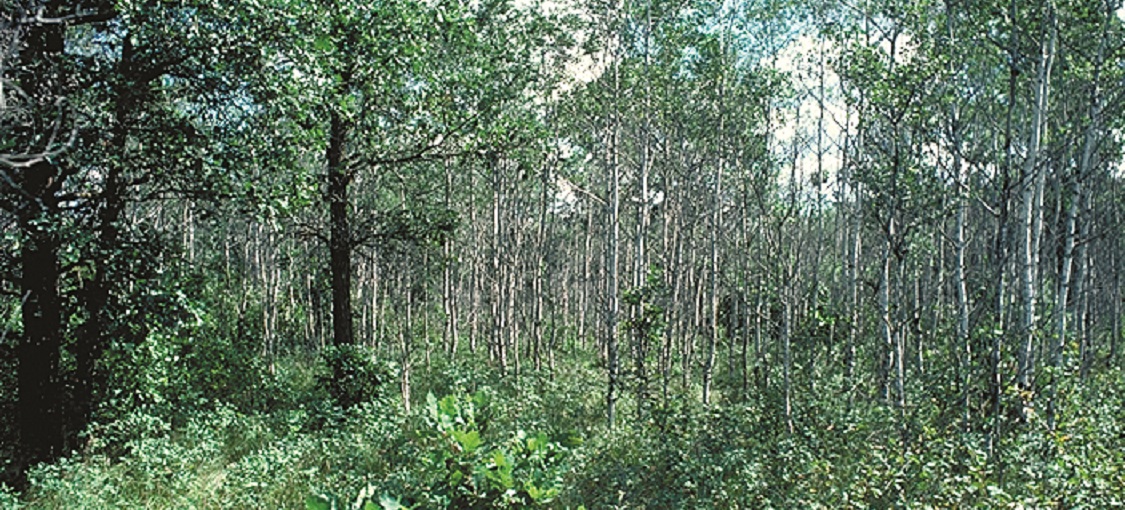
[73,170,121,447]
[12,5,67,484]
[328,110,354,346]
[17,161,64,477]
[74,34,133,450]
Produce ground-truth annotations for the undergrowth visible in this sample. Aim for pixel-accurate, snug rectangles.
[9,348,1125,509]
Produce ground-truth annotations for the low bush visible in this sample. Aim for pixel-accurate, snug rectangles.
[320,345,395,409]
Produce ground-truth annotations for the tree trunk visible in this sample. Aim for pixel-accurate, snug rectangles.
[605,90,621,428]
[782,287,794,434]
[954,130,971,428]
[579,203,593,348]
[328,110,354,346]
[1112,244,1120,364]
[702,124,723,407]
[75,31,134,449]
[879,231,895,404]
[942,0,970,419]
[13,7,67,482]
[17,161,64,478]
[490,155,506,371]
[443,162,458,356]
[468,168,479,354]
[1016,4,1056,391]
[400,273,413,412]
[848,180,862,396]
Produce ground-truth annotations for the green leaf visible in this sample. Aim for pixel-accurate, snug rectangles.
[314,35,334,52]
[452,429,482,453]
[305,494,331,510]
[526,431,548,452]
[378,493,406,510]
[491,450,510,469]
[438,395,459,420]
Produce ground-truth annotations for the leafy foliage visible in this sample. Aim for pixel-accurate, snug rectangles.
[9,346,1125,508]
[320,345,395,409]
[311,389,572,510]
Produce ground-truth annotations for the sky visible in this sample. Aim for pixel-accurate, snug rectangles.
[770,34,848,195]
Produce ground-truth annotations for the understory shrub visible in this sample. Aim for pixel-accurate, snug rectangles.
[320,345,395,409]
[310,389,574,510]
[13,353,1125,509]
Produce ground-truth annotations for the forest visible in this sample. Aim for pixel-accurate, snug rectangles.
[2,0,1125,507]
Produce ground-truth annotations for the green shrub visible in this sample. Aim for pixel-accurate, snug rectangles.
[320,345,395,409]
[0,483,21,509]
[309,389,572,510]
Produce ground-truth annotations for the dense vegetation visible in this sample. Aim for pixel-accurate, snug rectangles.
[4,350,1125,508]
[3,0,1125,507]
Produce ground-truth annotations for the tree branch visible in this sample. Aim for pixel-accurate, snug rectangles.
[18,7,116,27]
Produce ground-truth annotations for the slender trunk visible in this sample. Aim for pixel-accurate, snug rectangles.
[491,155,506,371]
[401,275,413,412]
[848,181,861,394]
[661,187,677,404]
[579,205,593,347]
[739,192,751,401]
[702,121,723,407]
[1075,223,1090,379]
[955,134,971,428]
[605,69,621,428]
[534,165,548,372]
[895,257,906,414]
[632,5,654,413]
[926,233,940,373]
[943,0,969,420]
[1050,166,1079,430]
[782,289,793,434]
[880,232,894,404]
[422,252,432,369]
[1017,4,1056,391]
[443,162,458,356]
[740,290,749,401]
[507,265,519,377]
[991,25,1016,461]
[1113,245,1120,364]
[685,262,703,391]
[375,254,384,346]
